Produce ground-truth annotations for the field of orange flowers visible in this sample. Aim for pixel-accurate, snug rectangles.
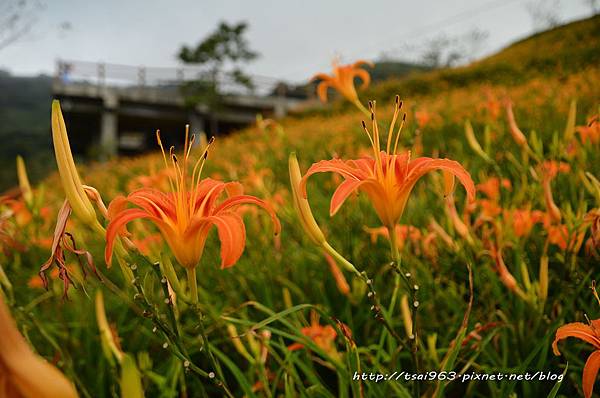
[2,20,600,398]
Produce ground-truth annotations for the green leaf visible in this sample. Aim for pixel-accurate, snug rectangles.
[546,363,568,398]
[211,346,257,398]
[121,354,144,398]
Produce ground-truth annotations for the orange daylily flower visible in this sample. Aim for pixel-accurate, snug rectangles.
[476,177,511,201]
[288,312,342,361]
[300,97,476,230]
[585,208,600,257]
[481,90,501,121]
[0,294,79,398]
[576,115,600,145]
[553,318,600,398]
[506,208,545,237]
[105,129,281,270]
[312,59,373,107]
[478,200,502,218]
[0,196,27,255]
[414,110,432,129]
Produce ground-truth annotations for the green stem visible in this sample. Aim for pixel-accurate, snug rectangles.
[321,241,404,346]
[353,99,371,118]
[128,261,233,397]
[187,268,198,304]
[388,225,420,397]
[190,304,229,393]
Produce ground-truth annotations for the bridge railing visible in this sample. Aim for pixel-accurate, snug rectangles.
[54,59,298,97]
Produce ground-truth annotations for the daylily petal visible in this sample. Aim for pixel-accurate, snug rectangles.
[300,158,367,197]
[214,194,281,236]
[553,322,600,355]
[206,213,247,269]
[105,208,155,265]
[330,179,363,216]
[353,68,371,90]
[107,195,129,220]
[224,181,244,197]
[351,60,374,70]
[311,73,332,82]
[316,81,330,103]
[127,189,175,220]
[583,350,600,398]
[404,158,476,203]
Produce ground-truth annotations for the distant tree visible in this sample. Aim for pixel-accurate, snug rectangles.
[421,36,453,68]
[463,29,489,62]
[582,0,599,13]
[421,29,488,68]
[178,21,259,108]
[0,0,41,51]
[526,0,562,32]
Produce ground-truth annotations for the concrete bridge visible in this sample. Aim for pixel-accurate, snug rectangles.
[52,60,311,157]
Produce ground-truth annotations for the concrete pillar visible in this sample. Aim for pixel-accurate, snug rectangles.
[274,99,286,119]
[100,91,119,158]
[189,112,205,146]
[274,83,287,118]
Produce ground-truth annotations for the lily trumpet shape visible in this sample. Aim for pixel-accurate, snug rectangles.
[312,59,373,112]
[105,128,280,270]
[0,294,79,398]
[553,318,600,398]
[300,97,476,231]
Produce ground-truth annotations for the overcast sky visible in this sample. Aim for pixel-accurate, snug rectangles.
[0,0,594,83]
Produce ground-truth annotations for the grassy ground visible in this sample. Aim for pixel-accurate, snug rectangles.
[1,15,600,398]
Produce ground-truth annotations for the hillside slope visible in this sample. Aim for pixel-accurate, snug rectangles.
[0,72,53,190]
[371,14,600,99]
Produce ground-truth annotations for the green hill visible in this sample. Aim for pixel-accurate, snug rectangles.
[370,14,600,99]
[0,71,53,191]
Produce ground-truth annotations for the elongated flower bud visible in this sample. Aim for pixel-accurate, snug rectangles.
[16,155,33,206]
[493,248,526,300]
[505,102,528,147]
[539,255,549,301]
[427,334,439,364]
[464,120,492,162]
[445,195,472,244]
[121,354,144,398]
[289,153,326,245]
[519,261,532,292]
[289,153,359,275]
[226,324,254,363]
[400,294,413,338]
[563,99,577,143]
[51,100,99,229]
[0,264,12,295]
[95,290,123,363]
[543,178,562,223]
